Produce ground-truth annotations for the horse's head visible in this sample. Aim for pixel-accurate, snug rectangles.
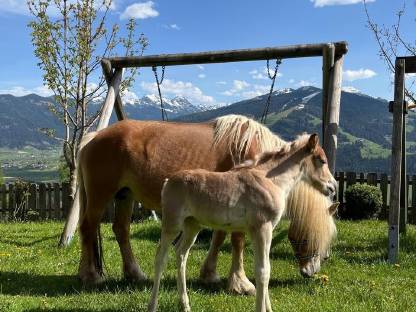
[301,134,337,198]
[288,201,338,277]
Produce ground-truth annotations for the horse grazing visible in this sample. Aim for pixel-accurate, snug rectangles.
[148,134,338,312]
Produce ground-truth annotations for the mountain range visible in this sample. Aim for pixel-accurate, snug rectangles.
[1,87,415,173]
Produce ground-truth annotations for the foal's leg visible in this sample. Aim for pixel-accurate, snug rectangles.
[148,228,179,312]
[113,189,146,281]
[175,219,201,312]
[228,232,256,296]
[251,223,273,312]
[200,230,226,284]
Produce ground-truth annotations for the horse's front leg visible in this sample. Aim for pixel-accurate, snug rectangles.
[200,230,226,284]
[227,232,256,296]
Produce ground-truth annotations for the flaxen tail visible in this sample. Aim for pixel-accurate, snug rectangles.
[58,131,99,247]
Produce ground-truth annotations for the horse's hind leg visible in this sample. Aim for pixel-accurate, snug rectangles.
[175,219,201,312]
[79,197,107,285]
[200,230,226,284]
[251,223,273,312]
[228,232,256,296]
[113,188,146,281]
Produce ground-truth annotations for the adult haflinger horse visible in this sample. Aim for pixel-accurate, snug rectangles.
[74,114,332,294]
[148,134,338,312]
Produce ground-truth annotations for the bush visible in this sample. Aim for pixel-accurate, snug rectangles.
[340,183,382,220]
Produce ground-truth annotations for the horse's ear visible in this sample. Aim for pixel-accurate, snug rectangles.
[328,202,339,216]
[307,133,319,151]
[233,155,260,169]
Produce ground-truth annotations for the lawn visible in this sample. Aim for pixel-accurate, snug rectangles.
[0,220,415,312]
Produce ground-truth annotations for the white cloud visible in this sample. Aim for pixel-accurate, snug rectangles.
[121,1,159,20]
[198,73,206,79]
[0,85,53,97]
[342,86,361,93]
[216,81,227,85]
[288,79,295,84]
[221,80,270,99]
[140,79,216,106]
[196,65,205,70]
[296,80,316,87]
[343,68,377,81]
[249,67,283,80]
[163,23,181,30]
[311,0,374,7]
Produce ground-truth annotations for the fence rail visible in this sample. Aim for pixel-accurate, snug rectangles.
[1,171,416,223]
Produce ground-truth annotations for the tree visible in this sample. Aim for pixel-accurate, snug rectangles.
[364,0,415,104]
[28,0,148,198]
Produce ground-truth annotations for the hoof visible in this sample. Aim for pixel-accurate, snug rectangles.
[227,272,256,296]
[200,269,221,285]
[124,266,147,282]
[79,270,104,285]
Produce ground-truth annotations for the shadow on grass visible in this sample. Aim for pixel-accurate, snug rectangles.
[0,271,308,299]
[0,234,60,247]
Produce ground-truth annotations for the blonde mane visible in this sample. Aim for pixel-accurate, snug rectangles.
[213,114,286,163]
[286,179,337,255]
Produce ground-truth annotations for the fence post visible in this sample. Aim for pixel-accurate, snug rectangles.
[346,172,356,189]
[8,184,15,220]
[28,183,37,216]
[54,183,61,220]
[62,182,71,219]
[39,183,46,220]
[367,173,378,186]
[380,174,389,219]
[338,171,345,206]
[411,175,416,224]
[0,184,6,221]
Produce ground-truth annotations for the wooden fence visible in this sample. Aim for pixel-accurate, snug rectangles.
[1,171,416,223]
[0,182,146,222]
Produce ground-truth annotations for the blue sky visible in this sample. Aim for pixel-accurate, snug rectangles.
[0,0,414,107]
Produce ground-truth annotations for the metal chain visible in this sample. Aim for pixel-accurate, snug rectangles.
[152,65,168,121]
[260,59,282,124]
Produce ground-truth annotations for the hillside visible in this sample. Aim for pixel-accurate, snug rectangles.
[177,86,416,173]
[1,87,415,174]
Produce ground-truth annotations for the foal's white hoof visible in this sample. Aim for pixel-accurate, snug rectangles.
[228,272,256,296]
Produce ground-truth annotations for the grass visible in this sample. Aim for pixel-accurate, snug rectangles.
[0,220,416,312]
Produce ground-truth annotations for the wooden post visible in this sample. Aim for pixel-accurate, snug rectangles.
[323,54,344,174]
[412,175,416,224]
[338,171,345,205]
[47,183,53,219]
[101,59,126,121]
[388,58,405,264]
[346,172,356,189]
[399,111,407,233]
[39,183,46,220]
[0,184,6,221]
[54,183,61,220]
[380,174,389,219]
[367,173,378,186]
[8,184,14,220]
[62,182,71,218]
[28,183,37,215]
[322,44,335,145]
[97,68,123,131]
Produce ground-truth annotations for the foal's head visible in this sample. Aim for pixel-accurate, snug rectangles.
[296,133,337,197]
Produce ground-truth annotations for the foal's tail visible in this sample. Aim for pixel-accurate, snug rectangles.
[58,132,99,247]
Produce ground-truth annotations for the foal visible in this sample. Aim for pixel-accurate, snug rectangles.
[148,134,336,312]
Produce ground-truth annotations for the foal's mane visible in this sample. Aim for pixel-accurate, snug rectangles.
[233,133,312,170]
[287,179,337,255]
[212,114,286,163]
